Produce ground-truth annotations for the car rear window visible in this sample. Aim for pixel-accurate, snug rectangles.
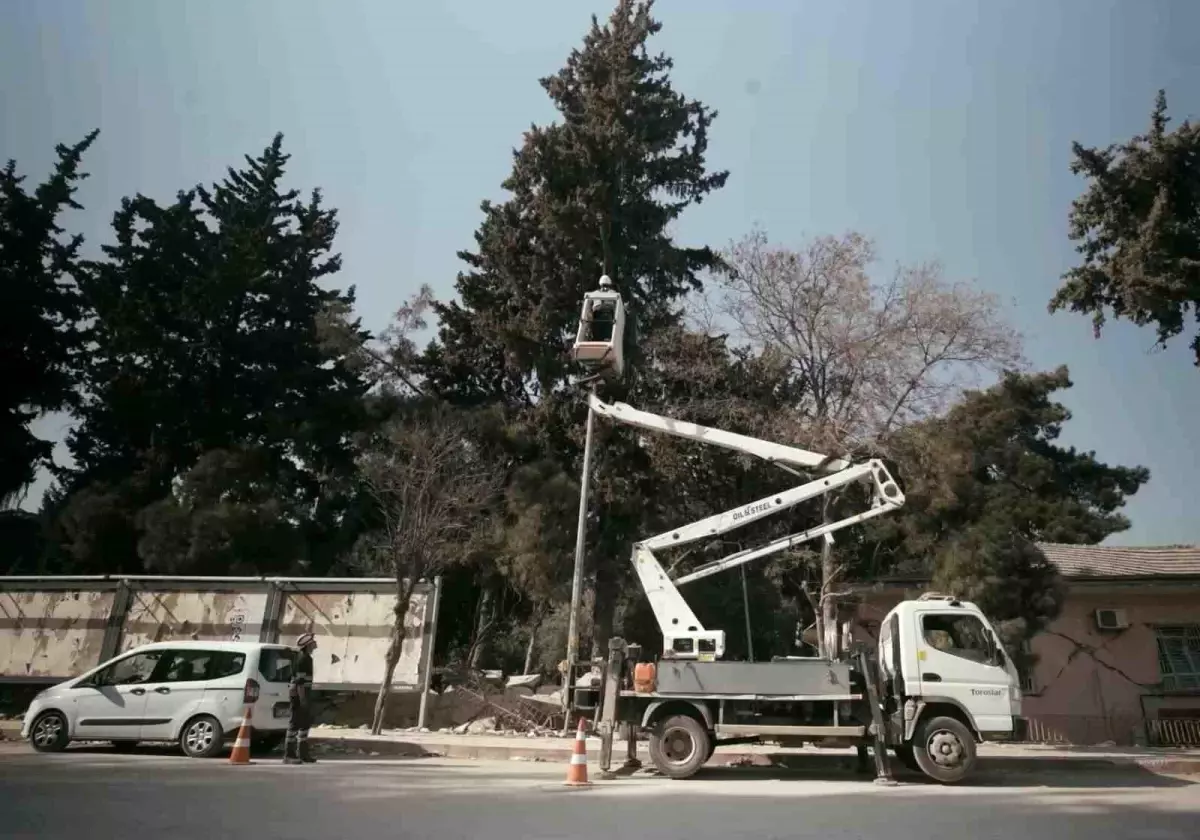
[258,648,296,683]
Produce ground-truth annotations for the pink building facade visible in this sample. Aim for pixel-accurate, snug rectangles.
[855,544,1200,746]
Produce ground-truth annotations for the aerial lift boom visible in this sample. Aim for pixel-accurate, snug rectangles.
[570,275,906,661]
[587,393,905,659]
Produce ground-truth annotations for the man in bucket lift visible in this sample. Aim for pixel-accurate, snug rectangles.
[283,632,318,765]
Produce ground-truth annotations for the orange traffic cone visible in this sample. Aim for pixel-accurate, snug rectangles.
[563,717,592,787]
[229,704,254,765]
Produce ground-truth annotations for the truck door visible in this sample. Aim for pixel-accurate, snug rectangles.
[913,609,1013,734]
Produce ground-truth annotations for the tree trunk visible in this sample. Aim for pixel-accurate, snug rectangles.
[466,584,495,670]
[590,562,617,660]
[818,495,837,659]
[523,611,541,676]
[371,581,413,735]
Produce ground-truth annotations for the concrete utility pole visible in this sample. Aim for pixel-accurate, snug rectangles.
[562,274,625,727]
[562,395,597,721]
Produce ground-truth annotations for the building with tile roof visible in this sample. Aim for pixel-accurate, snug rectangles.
[855,543,1200,747]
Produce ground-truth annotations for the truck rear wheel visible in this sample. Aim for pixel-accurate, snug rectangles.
[912,716,976,784]
[648,714,711,779]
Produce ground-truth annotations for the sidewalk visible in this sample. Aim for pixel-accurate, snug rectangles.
[4,718,1198,776]
[306,726,1200,776]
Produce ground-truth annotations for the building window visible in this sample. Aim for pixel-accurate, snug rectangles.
[1154,625,1200,692]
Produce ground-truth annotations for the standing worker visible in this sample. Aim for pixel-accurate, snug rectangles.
[283,632,319,765]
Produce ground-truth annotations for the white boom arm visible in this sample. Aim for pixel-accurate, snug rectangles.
[589,395,850,472]
[588,395,906,660]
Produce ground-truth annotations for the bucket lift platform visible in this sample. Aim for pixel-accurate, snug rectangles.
[571,275,626,378]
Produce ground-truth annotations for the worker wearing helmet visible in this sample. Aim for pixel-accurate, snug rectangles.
[283,632,318,765]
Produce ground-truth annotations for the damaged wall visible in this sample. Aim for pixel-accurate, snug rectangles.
[0,578,438,691]
[0,589,115,680]
[119,590,268,652]
[277,589,432,688]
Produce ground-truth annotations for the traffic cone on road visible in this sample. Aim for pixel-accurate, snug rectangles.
[563,717,592,787]
[229,705,254,765]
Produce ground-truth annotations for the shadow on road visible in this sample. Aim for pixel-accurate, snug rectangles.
[686,755,1197,789]
[56,741,435,763]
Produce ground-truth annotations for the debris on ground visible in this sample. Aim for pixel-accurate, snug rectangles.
[314,667,566,735]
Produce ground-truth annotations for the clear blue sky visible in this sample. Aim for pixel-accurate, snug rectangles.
[3,0,1198,546]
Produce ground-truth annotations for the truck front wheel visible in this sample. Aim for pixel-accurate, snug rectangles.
[648,714,711,779]
[911,716,977,784]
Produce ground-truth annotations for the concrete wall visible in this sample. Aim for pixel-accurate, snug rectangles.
[278,588,431,689]
[0,578,439,691]
[119,590,269,652]
[0,589,115,680]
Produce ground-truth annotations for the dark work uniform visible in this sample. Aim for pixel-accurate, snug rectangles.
[285,649,315,763]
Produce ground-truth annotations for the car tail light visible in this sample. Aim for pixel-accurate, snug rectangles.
[243,678,261,704]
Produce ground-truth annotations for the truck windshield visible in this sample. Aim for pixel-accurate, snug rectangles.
[921,614,991,664]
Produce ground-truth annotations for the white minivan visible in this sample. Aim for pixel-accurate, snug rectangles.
[21,640,298,758]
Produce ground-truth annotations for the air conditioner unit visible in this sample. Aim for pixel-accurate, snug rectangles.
[1094,608,1129,631]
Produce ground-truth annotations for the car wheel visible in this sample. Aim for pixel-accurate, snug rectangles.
[179,715,225,759]
[647,714,711,779]
[111,740,140,753]
[911,715,977,784]
[29,711,70,753]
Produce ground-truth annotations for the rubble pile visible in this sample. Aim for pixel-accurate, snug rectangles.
[317,668,568,735]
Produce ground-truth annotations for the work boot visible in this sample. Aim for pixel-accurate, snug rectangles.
[299,740,318,764]
[282,736,302,765]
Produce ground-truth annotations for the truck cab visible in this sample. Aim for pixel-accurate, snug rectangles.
[877,595,1022,780]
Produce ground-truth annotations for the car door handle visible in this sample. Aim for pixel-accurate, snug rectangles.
[130,688,146,695]
[924,673,942,682]
[155,687,171,694]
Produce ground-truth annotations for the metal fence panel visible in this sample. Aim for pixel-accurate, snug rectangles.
[276,587,430,689]
[0,588,116,681]
[118,589,269,653]
[0,576,437,692]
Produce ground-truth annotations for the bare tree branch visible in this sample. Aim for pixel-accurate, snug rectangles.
[713,228,1025,655]
[354,408,503,733]
[717,229,1026,451]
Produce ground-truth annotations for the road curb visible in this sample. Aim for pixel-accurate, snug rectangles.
[309,734,1200,777]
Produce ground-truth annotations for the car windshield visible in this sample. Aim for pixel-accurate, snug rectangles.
[258,648,296,683]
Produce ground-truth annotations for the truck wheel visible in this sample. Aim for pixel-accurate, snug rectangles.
[648,714,711,779]
[912,716,976,784]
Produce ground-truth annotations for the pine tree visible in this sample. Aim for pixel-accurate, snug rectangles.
[55,135,370,573]
[416,0,729,652]
[1050,90,1200,364]
[857,366,1150,645]
[0,131,97,502]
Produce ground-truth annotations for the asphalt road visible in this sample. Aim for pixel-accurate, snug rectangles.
[1,743,1198,840]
